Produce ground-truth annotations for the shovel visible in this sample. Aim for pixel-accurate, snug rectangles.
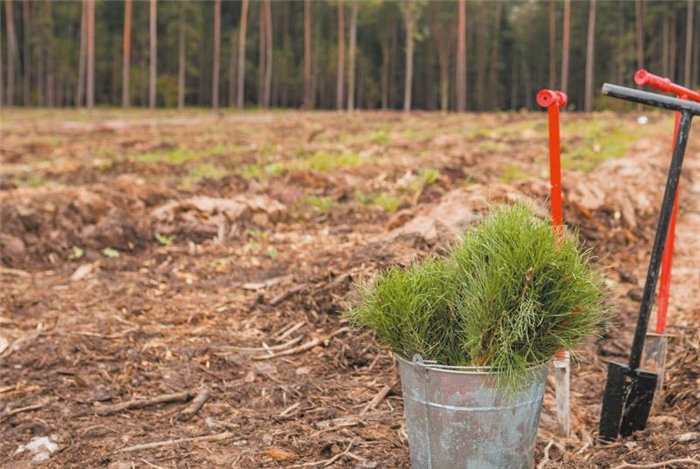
[597,84,699,441]
[633,70,700,390]
[537,88,571,437]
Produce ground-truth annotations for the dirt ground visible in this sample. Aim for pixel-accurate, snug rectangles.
[1,109,698,468]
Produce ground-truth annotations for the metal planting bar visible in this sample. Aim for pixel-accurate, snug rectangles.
[598,83,695,441]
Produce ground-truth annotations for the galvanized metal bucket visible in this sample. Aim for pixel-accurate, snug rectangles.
[398,355,549,469]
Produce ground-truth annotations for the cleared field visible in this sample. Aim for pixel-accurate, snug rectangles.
[1,109,698,468]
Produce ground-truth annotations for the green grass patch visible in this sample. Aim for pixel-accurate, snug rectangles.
[181,163,229,188]
[499,164,530,184]
[370,130,392,145]
[354,190,401,212]
[561,118,635,171]
[347,202,607,391]
[132,143,230,165]
[298,195,336,213]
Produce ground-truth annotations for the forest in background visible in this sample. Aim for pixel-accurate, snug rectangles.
[0,0,698,112]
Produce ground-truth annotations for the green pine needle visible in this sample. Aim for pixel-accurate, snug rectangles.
[347,201,608,390]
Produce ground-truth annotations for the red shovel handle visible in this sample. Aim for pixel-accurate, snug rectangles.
[634,69,700,103]
[539,89,568,360]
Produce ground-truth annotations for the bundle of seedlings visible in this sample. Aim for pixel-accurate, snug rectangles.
[348,202,607,390]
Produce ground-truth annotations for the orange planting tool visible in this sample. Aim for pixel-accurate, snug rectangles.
[634,70,700,391]
[537,88,569,436]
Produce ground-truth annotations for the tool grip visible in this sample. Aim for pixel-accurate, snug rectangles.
[634,69,700,102]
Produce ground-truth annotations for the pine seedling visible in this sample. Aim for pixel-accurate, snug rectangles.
[452,202,607,389]
[347,257,465,366]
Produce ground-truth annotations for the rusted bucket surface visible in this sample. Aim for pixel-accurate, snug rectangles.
[398,355,548,469]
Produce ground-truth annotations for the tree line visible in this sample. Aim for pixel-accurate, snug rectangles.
[0,0,697,112]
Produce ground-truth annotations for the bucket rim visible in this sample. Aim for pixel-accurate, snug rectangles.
[395,354,551,376]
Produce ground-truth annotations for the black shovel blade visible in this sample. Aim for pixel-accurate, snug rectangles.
[598,362,658,442]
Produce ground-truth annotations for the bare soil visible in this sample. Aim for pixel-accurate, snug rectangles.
[1,109,698,468]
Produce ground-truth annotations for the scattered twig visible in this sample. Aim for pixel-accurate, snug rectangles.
[612,459,700,469]
[253,337,322,360]
[269,285,306,307]
[279,402,301,418]
[276,321,305,341]
[140,459,167,469]
[287,439,361,468]
[0,403,45,423]
[116,431,234,453]
[94,390,195,416]
[536,440,554,469]
[177,387,210,422]
[361,379,398,414]
[215,336,302,354]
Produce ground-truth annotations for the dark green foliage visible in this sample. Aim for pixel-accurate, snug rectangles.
[348,202,607,389]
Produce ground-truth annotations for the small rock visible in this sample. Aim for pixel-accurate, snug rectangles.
[676,432,699,443]
[14,436,59,462]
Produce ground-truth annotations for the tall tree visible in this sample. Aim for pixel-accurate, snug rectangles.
[5,0,18,106]
[44,0,54,107]
[487,0,502,109]
[336,0,345,110]
[456,0,466,112]
[149,0,157,109]
[304,0,312,108]
[347,0,358,111]
[86,0,95,108]
[257,1,266,105]
[213,0,221,110]
[401,0,423,112]
[22,0,29,105]
[561,0,570,96]
[549,1,556,89]
[177,2,186,109]
[228,30,237,108]
[584,0,596,112]
[237,0,249,109]
[263,0,272,108]
[0,2,3,107]
[77,0,87,107]
[635,0,644,76]
[122,0,132,108]
[685,0,695,87]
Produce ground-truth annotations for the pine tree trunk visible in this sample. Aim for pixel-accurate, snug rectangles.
[0,28,5,106]
[548,0,556,89]
[662,4,669,78]
[304,0,312,109]
[122,0,132,108]
[685,0,695,87]
[22,0,29,106]
[5,0,17,106]
[77,0,87,107]
[670,13,677,81]
[228,30,237,108]
[635,0,644,73]
[264,0,272,108]
[45,0,54,107]
[475,4,486,111]
[487,0,502,109]
[35,2,43,107]
[561,0,570,95]
[336,0,344,110]
[257,1,265,106]
[584,0,596,112]
[86,0,95,108]
[212,0,221,110]
[237,0,249,109]
[404,15,413,113]
[456,0,466,112]
[347,0,358,112]
[149,0,157,109]
[178,2,186,109]
[694,4,700,86]
[380,36,389,110]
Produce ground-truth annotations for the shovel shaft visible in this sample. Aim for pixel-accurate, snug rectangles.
[628,110,692,370]
[656,112,681,334]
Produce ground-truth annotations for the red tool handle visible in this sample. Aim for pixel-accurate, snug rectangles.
[633,70,693,335]
[537,89,567,238]
[539,89,568,360]
[634,69,700,103]
[655,113,681,334]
